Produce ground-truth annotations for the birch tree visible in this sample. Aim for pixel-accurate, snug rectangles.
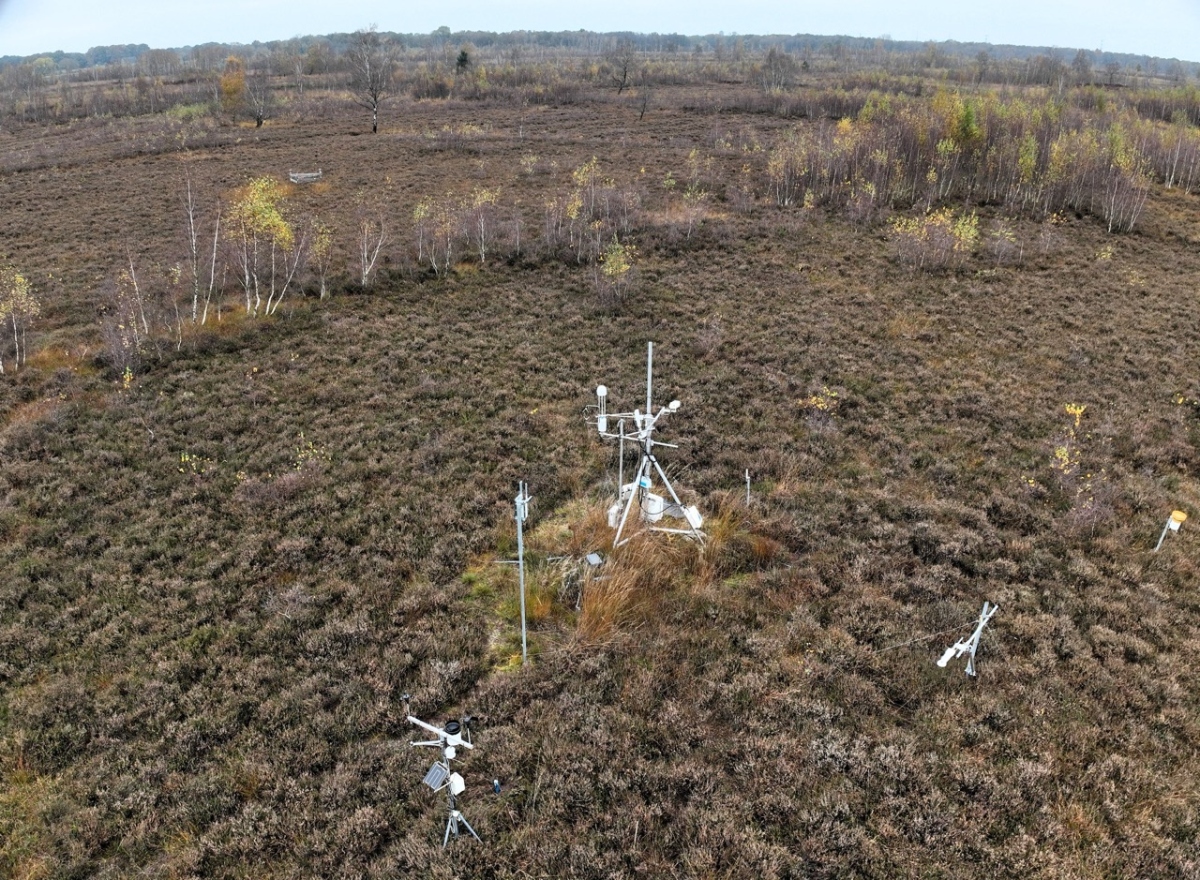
[607,40,637,94]
[100,266,146,374]
[429,194,463,277]
[309,219,334,299]
[467,188,499,264]
[347,26,396,134]
[182,173,221,324]
[226,177,309,316]
[0,266,39,373]
[353,193,388,286]
[244,66,275,128]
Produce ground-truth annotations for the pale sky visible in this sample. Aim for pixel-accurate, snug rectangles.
[0,0,1196,62]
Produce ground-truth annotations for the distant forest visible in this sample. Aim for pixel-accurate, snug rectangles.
[2,27,1197,79]
[2,27,1198,131]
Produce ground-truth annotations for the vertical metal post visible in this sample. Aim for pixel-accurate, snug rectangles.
[745,469,751,506]
[613,458,646,547]
[445,782,456,846]
[646,341,654,417]
[515,482,529,664]
[617,418,625,490]
[1155,517,1171,552]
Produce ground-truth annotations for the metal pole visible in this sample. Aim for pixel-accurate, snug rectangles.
[516,482,528,664]
[617,418,625,490]
[613,457,646,547]
[646,341,654,417]
[745,469,751,506]
[1154,517,1171,552]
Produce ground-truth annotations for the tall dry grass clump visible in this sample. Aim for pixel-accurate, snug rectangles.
[528,499,703,644]
[576,563,641,643]
[694,491,787,586]
[567,493,778,643]
[577,534,693,642]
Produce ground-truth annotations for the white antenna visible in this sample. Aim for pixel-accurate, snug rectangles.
[403,698,481,847]
[514,481,532,665]
[591,342,703,547]
[937,602,998,677]
[1154,509,1187,552]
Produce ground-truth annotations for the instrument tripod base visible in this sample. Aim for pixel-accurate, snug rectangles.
[443,809,481,847]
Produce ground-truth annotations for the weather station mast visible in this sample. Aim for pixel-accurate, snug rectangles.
[591,342,704,547]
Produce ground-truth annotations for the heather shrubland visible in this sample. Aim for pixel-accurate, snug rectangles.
[1,51,1199,878]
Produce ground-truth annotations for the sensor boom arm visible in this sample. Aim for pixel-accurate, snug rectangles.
[407,715,473,750]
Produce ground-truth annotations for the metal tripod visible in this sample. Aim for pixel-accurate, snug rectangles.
[407,712,481,847]
[444,790,481,846]
[597,341,704,547]
[610,439,698,546]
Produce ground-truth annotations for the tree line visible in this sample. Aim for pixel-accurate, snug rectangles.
[2,27,1198,126]
[4,31,1200,374]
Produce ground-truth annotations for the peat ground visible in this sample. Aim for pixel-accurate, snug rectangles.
[1,87,1199,877]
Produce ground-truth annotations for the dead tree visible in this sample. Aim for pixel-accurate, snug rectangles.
[608,40,637,95]
[245,67,275,128]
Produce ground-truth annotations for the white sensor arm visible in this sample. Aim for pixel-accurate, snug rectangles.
[595,385,608,434]
[407,716,473,749]
[937,640,971,667]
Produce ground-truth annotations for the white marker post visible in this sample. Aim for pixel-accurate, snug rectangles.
[1154,509,1187,552]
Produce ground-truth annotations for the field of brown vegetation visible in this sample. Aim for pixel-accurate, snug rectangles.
[2,48,1200,878]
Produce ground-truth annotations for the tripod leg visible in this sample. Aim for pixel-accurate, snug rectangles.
[443,812,455,848]
[457,811,482,842]
[613,457,647,546]
[649,456,701,539]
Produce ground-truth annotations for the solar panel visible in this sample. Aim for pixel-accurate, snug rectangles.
[423,762,450,791]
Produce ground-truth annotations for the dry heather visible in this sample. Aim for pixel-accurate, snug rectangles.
[0,74,1199,879]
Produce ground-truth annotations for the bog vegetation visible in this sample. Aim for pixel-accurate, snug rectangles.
[1,28,1199,878]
